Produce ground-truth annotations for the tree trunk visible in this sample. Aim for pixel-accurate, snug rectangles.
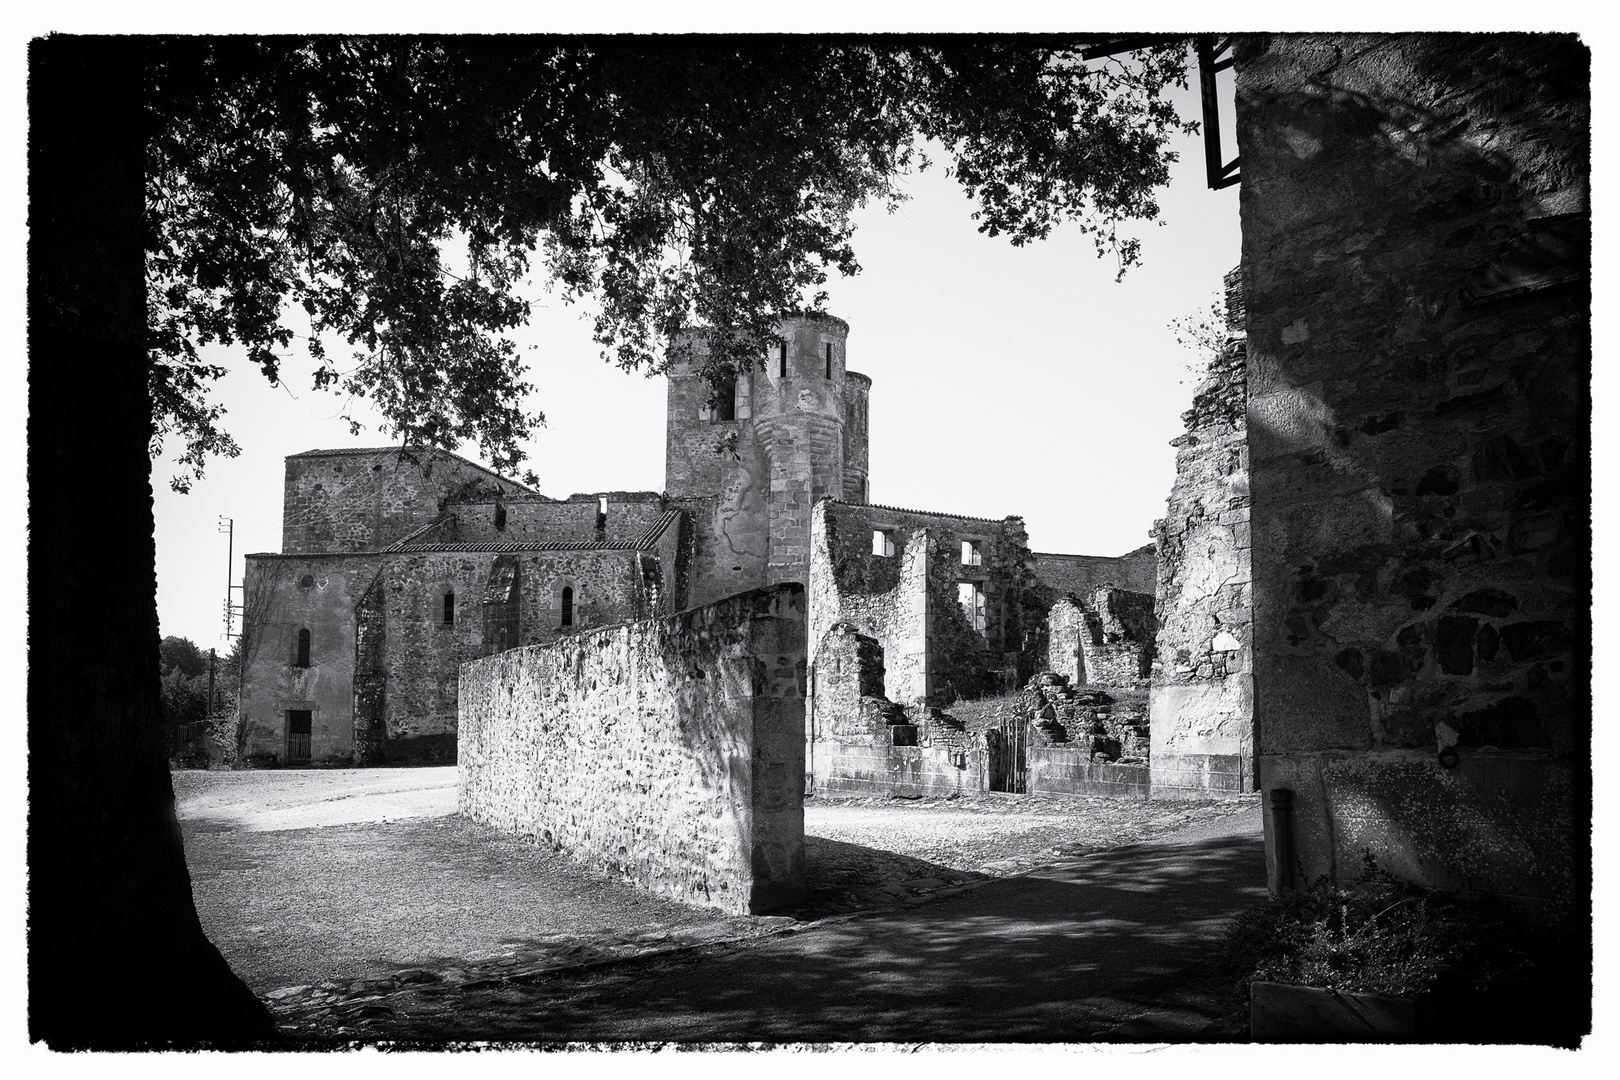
[28,36,273,1049]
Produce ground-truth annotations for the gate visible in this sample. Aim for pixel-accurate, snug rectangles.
[986,718,1027,794]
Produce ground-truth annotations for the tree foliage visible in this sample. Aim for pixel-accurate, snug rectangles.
[158,634,209,678]
[147,37,1194,490]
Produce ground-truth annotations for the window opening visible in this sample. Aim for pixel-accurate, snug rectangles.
[443,591,455,626]
[595,497,607,538]
[962,540,982,566]
[778,340,788,378]
[295,628,311,668]
[561,586,574,627]
[872,530,895,557]
[825,342,833,378]
[494,502,507,531]
[958,583,987,633]
[714,375,736,421]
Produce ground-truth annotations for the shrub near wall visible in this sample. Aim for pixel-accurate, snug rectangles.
[458,584,807,915]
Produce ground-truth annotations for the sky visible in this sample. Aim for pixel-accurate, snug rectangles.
[150,63,1243,648]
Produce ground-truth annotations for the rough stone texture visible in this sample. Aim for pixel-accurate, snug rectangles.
[808,499,1039,714]
[447,491,669,546]
[458,584,808,915]
[665,314,864,605]
[281,447,528,555]
[1150,268,1255,799]
[243,541,675,766]
[1029,546,1157,599]
[808,621,982,797]
[1047,588,1157,688]
[1236,34,1588,911]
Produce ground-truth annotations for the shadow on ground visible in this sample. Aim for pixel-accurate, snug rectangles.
[273,830,1267,1044]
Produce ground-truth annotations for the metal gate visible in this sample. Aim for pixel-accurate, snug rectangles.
[986,718,1027,794]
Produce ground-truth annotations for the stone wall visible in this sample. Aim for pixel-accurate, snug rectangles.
[1149,269,1255,799]
[1046,589,1155,688]
[447,491,670,546]
[1029,546,1157,599]
[281,447,527,555]
[458,584,807,915]
[1236,33,1588,909]
[243,544,670,766]
[808,500,1036,713]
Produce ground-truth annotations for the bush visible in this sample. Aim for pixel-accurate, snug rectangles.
[1217,853,1532,1001]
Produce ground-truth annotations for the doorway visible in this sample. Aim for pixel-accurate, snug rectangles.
[286,710,312,765]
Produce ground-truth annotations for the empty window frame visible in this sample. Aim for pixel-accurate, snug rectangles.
[561,585,574,627]
[824,342,833,378]
[872,529,895,557]
[442,591,455,626]
[295,628,311,668]
[778,340,788,378]
[713,375,737,421]
[958,582,986,633]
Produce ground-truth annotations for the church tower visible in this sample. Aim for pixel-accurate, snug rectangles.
[665,313,870,602]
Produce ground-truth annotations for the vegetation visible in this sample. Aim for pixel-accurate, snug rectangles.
[1214,854,1537,1004]
[146,37,1196,491]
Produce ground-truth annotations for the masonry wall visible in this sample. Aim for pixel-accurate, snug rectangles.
[447,491,669,546]
[807,621,983,796]
[1236,34,1588,909]
[458,584,808,915]
[281,447,527,555]
[1150,275,1255,799]
[1030,546,1157,599]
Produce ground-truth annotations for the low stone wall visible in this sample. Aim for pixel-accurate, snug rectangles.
[458,584,807,915]
[1028,750,1151,799]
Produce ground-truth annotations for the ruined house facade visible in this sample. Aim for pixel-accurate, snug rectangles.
[242,314,1151,767]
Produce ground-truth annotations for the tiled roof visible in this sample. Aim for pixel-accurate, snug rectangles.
[385,540,649,554]
[383,515,456,552]
[835,499,1019,527]
[634,510,682,548]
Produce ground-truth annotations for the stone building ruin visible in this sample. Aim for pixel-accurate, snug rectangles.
[240,313,1159,770]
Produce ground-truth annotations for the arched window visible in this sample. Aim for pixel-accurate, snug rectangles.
[561,586,574,628]
[295,628,311,668]
[443,591,455,626]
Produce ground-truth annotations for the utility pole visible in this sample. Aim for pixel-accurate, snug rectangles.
[219,516,243,639]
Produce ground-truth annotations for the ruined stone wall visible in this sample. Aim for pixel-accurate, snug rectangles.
[281,447,527,555]
[808,499,1035,711]
[842,371,871,504]
[458,585,807,915]
[240,553,379,765]
[1236,33,1588,907]
[1029,546,1157,600]
[808,500,931,708]
[1150,278,1255,799]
